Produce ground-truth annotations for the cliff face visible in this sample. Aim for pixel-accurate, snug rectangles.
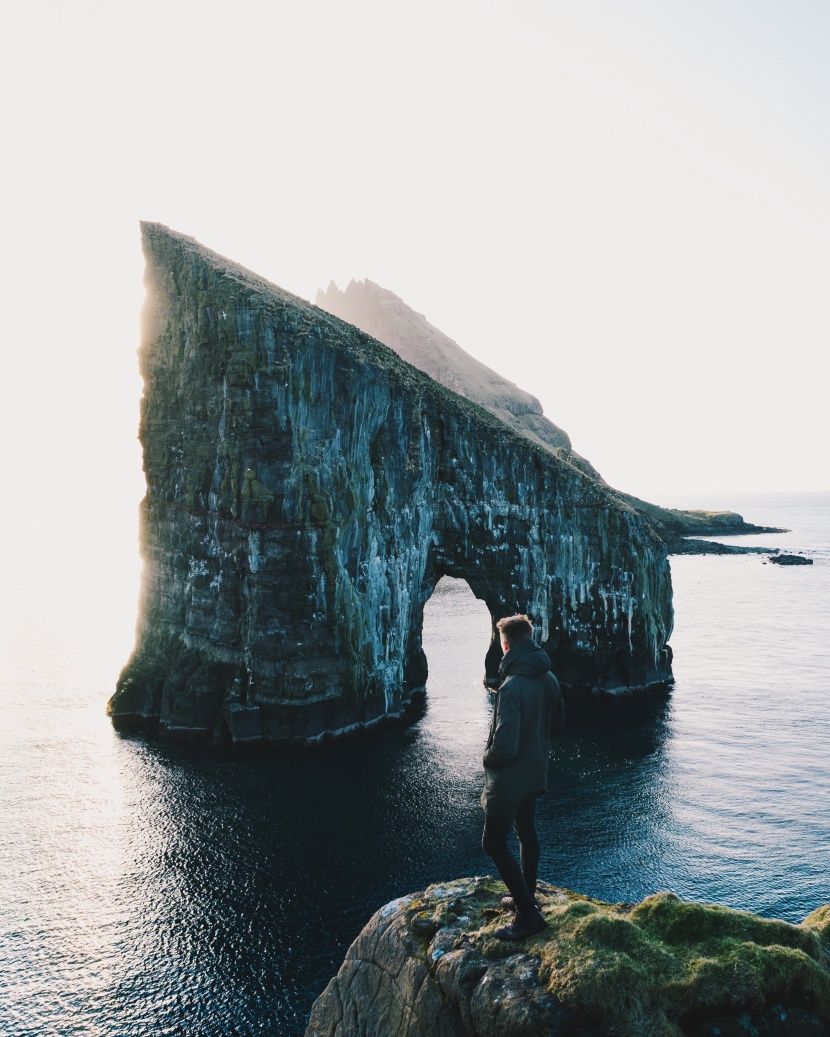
[315,279,595,473]
[306,878,830,1037]
[315,280,782,552]
[109,225,673,746]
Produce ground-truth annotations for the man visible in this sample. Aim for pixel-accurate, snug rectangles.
[481,614,565,941]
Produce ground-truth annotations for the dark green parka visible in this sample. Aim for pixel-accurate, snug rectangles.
[481,639,565,817]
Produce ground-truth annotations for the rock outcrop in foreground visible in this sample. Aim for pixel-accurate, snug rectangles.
[316,279,785,554]
[109,224,673,746]
[306,877,830,1037]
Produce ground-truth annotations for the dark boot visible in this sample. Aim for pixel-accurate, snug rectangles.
[494,906,546,941]
[500,894,540,911]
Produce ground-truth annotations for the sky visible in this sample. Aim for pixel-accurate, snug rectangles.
[1,0,828,540]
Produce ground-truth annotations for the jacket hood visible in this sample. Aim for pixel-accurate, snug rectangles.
[499,639,552,678]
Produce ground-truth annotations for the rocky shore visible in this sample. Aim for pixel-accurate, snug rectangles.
[670,539,775,556]
[625,498,787,555]
[306,877,830,1037]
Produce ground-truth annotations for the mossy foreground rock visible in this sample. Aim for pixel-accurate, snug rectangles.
[306,878,830,1037]
[110,225,674,745]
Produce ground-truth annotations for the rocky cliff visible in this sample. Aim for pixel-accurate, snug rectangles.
[315,279,580,463]
[109,224,673,746]
[316,280,783,552]
[306,877,830,1037]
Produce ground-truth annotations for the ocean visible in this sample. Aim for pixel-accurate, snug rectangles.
[1,492,828,1035]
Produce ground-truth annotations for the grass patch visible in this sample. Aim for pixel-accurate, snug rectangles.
[418,882,830,1037]
[532,891,830,1036]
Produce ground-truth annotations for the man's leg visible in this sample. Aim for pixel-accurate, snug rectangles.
[481,811,535,913]
[514,794,541,898]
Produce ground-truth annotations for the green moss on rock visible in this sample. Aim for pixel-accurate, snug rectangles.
[306,878,830,1037]
[113,223,675,746]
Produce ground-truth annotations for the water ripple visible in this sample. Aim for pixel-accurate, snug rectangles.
[1,493,828,1035]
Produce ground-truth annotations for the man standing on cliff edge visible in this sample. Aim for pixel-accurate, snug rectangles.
[482,614,565,941]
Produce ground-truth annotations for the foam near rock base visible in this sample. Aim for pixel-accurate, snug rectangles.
[306,878,830,1037]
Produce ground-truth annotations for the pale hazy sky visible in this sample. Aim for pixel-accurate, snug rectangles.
[2,0,828,528]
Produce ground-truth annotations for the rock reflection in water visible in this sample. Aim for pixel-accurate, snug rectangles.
[4,517,828,1037]
[100,578,677,1034]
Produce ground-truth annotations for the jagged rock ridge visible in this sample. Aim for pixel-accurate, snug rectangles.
[109,224,673,746]
[315,279,604,478]
[316,279,583,461]
[316,279,784,552]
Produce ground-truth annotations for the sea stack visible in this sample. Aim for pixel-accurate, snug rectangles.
[108,224,674,747]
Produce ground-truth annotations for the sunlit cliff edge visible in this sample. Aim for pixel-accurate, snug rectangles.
[316,279,785,555]
[306,877,830,1037]
[109,223,673,746]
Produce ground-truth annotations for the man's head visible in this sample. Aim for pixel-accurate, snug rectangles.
[496,614,535,653]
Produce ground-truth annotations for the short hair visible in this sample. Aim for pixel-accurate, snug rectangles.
[496,614,534,646]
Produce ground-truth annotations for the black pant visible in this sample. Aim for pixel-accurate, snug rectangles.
[481,794,540,913]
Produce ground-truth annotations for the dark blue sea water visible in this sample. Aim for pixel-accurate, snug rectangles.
[1,492,828,1036]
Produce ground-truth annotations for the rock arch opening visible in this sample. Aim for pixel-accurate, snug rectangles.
[419,576,493,750]
[422,577,493,688]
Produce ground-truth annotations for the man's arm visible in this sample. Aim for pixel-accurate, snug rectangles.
[483,687,521,767]
[549,678,565,736]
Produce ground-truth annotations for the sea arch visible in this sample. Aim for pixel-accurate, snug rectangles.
[108,225,674,747]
